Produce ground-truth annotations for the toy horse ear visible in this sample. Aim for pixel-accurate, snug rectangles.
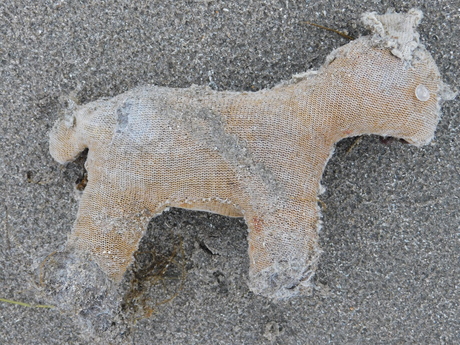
[361,8,423,61]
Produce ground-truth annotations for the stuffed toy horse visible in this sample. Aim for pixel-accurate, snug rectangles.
[50,9,455,299]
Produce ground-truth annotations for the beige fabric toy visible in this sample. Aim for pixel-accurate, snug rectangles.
[49,9,454,299]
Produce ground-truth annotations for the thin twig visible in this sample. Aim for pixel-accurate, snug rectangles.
[302,21,354,40]
[0,297,54,309]
[346,136,363,154]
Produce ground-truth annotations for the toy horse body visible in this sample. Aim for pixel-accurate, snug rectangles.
[50,9,454,299]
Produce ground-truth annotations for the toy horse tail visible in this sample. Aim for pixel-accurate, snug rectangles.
[49,101,87,164]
